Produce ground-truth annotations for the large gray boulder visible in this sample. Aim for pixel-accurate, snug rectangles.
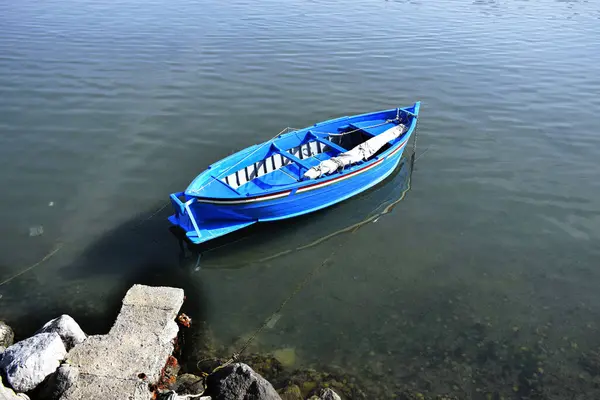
[35,315,86,351]
[38,363,79,400]
[205,363,281,400]
[0,321,14,348]
[0,332,67,392]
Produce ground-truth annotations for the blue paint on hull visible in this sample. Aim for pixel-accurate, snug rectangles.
[169,102,420,244]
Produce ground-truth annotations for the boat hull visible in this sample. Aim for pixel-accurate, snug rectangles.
[169,102,420,244]
[169,141,408,244]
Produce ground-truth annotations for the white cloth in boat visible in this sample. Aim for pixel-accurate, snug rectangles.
[303,124,407,179]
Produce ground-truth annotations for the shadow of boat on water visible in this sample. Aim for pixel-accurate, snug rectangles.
[3,155,412,349]
[176,156,414,270]
[5,205,210,340]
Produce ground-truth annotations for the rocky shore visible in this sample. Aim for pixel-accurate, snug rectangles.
[0,284,345,400]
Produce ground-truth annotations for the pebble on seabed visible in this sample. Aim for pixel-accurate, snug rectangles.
[29,226,44,237]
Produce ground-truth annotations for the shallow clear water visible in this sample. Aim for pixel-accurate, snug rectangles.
[1,0,600,397]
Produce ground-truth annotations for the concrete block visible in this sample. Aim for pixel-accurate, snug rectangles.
[122,285,184,311]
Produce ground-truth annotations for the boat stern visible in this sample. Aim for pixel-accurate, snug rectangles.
[168,192,257,244]
[168,192,198,235]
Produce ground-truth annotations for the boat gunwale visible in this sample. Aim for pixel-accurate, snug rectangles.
[186,103,420,202]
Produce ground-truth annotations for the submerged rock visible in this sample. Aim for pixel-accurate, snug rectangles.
[278,384,302,400]
[35,315,86,351]
[205,363,281,400]
[28,226,44,237]
[0,332,67,392]
[580,349,600,376]
[265,313,282,330]
[38,363,79,400]
[171,373,205,395]
[239,354,284,385]
[273,348,296,368]
[0,321,14,348]
[286,368,367,400]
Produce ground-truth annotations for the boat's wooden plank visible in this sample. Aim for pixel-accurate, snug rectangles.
[308,133,347,154]
[270,143,312,171]
[209,176,243,195]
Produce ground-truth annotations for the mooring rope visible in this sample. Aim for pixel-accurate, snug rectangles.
[0,198,176,288]
[136,202,170,226]
[204,248,340,375]
[0,243,64,287]
[202,159,413,270]
[196,130,422,381]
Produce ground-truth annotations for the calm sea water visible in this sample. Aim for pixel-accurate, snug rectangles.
[1,0,600,398]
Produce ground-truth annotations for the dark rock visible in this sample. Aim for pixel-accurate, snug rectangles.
[171,373,205,395]
[35,315,86,351]
[205,363,281,400]
[0,332,67,392]
[0,321,14,348]
[38,363,79,400]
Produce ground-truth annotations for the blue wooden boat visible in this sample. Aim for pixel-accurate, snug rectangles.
[169,102,421,244]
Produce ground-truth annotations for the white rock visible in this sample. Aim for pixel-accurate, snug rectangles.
[318,388,341,400]
[36,315,86,351]
[0,321,14,348]
[0,332,67,392]
[1,377,30,399]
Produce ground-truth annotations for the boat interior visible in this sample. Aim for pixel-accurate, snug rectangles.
[187,108,415,198]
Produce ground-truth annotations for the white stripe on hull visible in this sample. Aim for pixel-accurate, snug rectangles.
[194,140,407,205]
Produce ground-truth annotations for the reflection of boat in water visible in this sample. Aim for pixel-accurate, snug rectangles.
[168,103,421,245]
[172,153,414,270]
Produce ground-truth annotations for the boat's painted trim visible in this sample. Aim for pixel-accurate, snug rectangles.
[194,190,293,205]
[386,141,406,159]
[260,146,405,222]
[192,137,409,205]
[296,158,385,194]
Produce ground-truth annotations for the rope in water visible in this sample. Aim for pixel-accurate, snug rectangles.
[201,158,413,270]
[0,198,172,288]
[203,248,340,376]
[195,140,420,384]
[0,243,64,287]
